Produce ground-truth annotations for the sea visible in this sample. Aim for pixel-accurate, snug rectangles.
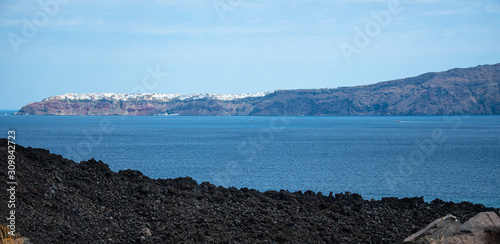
[1,111,499,208]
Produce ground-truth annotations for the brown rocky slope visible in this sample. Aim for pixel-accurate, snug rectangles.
[16,63,500,116]
[0,139,498,243]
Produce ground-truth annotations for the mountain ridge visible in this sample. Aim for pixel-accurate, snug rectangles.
[16,63,500,116]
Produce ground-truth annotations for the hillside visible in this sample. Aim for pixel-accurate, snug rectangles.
[16,63,500,116]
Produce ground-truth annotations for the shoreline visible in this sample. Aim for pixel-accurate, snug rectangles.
[1,138,498,243]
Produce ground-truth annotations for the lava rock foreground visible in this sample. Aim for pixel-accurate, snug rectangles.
[0,139,498,243]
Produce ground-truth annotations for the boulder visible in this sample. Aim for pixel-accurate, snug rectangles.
[403,214,461,243]
[445,211,500,244]
[404,212,500,244]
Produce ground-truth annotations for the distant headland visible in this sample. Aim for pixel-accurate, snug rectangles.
[16,63,500,116]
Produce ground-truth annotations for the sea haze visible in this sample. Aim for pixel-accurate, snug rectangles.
[1,115,499,207]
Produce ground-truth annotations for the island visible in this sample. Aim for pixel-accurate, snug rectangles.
[16,63,500,116]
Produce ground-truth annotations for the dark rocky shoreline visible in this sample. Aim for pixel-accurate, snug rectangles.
[1,138,498,243]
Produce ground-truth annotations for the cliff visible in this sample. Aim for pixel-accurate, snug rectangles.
[16,63,500,116]
[0,139,498,243]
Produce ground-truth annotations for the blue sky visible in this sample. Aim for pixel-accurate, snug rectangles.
[1,0,499,109]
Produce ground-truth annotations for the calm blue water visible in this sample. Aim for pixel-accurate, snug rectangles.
[1,113,499,208]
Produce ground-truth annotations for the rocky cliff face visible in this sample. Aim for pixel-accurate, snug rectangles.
[17,63,500,116]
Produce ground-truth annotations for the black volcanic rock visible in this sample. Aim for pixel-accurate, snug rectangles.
[16,63,500,116]
[0,139,498,243]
